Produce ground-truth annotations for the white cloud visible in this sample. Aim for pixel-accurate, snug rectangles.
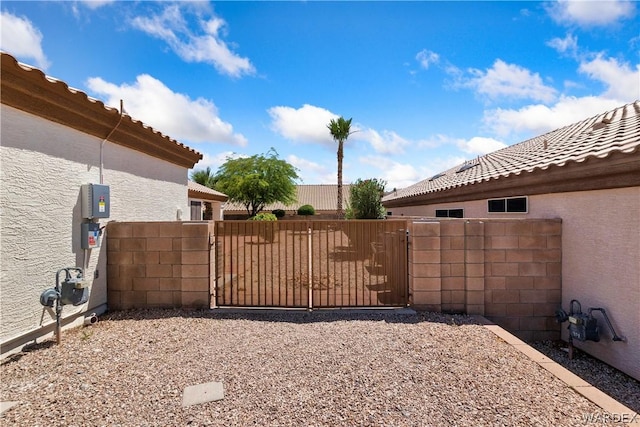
[193,151,241,171]
[286,154,334,184]
[546,33,579,57]
[0,11,50,70]
[416,49,440,70]
[268,104,338,144]
[86,74,247,146]
[482,49,639,139]
[415,133,460,150]
[483,96,624,138]
[79,0,116,10]
[466,59,557,103]
[269,104,419,157]
[457,137,507,155]
[359,156,423,191]
[578,54,640,101]
[130,4,255,78]
[286,154,326,175]
[354,128,410,155]
[546,0,636,27]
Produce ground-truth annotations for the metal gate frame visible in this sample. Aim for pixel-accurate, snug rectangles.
[213,220,408,309]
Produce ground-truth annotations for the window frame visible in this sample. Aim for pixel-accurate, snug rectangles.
[435,208,464,218]
[487,196,528,214]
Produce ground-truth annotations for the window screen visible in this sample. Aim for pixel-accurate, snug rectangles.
[488,197,527,213]
[507,197,527,213]
[488,199,506,212]
[435,209,464,218]
[449,209,464,218]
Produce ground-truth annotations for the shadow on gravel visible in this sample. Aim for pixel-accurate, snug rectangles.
[101,307,482,327]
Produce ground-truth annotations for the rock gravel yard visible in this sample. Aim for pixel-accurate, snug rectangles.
[2,309,638,426]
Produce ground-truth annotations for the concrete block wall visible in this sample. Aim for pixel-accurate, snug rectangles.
[107,221,214,310]
[410,218,562,341]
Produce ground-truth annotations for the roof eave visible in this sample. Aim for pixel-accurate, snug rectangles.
[1,53,203,169]
[383,150,640,208]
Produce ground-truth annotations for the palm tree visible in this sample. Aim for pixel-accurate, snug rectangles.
[190,166,215,188]
[327,116,353,218]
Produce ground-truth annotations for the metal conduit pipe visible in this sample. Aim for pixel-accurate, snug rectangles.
[100,99,125,185]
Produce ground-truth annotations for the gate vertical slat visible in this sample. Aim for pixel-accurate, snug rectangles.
[247,222,252,306]
[328,222,332,306]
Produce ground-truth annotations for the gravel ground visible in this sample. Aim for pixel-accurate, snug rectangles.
[1,309,637,427]
[530,340,640,414]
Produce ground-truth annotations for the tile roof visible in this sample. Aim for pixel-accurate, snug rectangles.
[1,52,202,168]
[383,101,640,203]
[224,184,352,212]
[188,181,228,201]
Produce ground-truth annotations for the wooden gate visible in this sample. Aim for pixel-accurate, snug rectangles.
[213,220,408,308]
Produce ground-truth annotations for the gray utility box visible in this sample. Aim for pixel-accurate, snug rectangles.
[81,184,110,219]
[81,222,101,249]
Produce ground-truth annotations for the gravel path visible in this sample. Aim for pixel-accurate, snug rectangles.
[1,309,636,426]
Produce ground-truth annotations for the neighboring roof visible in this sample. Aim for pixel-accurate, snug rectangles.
[188,181,228,202]
[224,184,352,212]
[1,52,202,169]
[383,101,640,207]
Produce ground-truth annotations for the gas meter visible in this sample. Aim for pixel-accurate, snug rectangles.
[566,300,599,342]
[556,299,625,343]
[39,267,90,346]
[59,273,89,306]
[39,267,89,308]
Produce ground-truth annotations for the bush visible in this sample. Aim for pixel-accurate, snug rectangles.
[297,205,315,216]
[249,212,277,221]
[349,178,386,219]
[249,212,277,241]
[272,209,286,219]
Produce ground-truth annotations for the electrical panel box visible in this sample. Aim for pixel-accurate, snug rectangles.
[81,222,101,249]
[81,184,110,219]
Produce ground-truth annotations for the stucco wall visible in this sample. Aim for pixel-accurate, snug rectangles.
[531,187,639,381]
[1,105,191,353]
[389,186,639,380]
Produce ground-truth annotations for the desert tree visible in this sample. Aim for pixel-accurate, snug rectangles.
[211,149,299,217]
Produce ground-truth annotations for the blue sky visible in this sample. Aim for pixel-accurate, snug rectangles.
[2,1,638,190]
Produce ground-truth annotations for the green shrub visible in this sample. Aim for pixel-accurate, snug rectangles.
[249,212,277,221]
[272,209,286,218]
[349,178,387,219]
[297,205,315,216]
[249,212,277,241]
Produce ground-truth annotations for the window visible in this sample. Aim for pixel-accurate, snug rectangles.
[488,196,528,213]
[190,200,202,220]
[435,208,464,218]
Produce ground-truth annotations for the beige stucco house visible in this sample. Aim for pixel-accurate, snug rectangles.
[1,52,203,356]
[383,101,640,380]
[188,181,228,221]
[224,184,352,219]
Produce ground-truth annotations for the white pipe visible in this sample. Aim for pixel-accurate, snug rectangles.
[100,99,124,185]
[84,313,98,326]
[308,227,312,310]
